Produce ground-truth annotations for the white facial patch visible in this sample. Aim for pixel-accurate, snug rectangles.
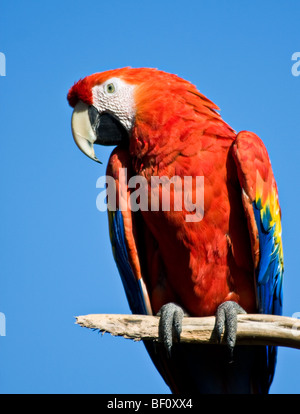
[92,77,136,131]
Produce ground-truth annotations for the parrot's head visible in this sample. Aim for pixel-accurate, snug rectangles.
[67,67,228,164]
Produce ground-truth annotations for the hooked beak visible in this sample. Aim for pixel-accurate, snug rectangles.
[71,101,129,164]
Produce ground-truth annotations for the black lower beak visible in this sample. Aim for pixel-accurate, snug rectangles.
[88,105,129,146]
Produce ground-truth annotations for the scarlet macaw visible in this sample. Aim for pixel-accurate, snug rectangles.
[67,68,283,394]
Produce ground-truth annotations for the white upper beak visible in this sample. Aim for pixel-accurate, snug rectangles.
[71,101,101,163]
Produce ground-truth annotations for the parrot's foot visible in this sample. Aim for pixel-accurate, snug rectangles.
[157,303,185,356]
[214,301,246,356]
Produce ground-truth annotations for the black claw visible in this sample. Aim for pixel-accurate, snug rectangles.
[214,301,246,356]
[158,303,185,356]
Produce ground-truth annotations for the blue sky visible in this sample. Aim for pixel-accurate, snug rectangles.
[1,0,300,394]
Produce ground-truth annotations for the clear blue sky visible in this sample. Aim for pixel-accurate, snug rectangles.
[1,0,300,394]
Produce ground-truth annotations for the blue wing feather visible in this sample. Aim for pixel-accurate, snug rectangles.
[252,199,283,389]
[108,209,149,315]
[253,203,283,316]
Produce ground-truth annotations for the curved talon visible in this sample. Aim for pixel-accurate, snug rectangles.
[214,301,246,353]
[158,303,185,356]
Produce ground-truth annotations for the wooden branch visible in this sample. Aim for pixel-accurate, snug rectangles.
[75,313,300,349]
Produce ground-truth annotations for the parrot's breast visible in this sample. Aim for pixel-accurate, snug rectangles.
[138,139,257,316]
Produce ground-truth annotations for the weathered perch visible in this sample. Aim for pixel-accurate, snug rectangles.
[76,313,300,349]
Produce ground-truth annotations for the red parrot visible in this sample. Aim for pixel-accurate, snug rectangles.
[67,68,283,393]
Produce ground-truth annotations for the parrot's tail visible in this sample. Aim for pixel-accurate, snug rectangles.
[144,342,276,394]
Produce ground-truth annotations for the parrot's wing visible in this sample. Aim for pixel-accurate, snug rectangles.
[232,131,283,317]
[108,209,152,315]
[232,131,284,390]
[105,148,152,316]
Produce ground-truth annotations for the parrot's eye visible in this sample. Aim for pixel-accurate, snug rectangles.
[106,83,116,94]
